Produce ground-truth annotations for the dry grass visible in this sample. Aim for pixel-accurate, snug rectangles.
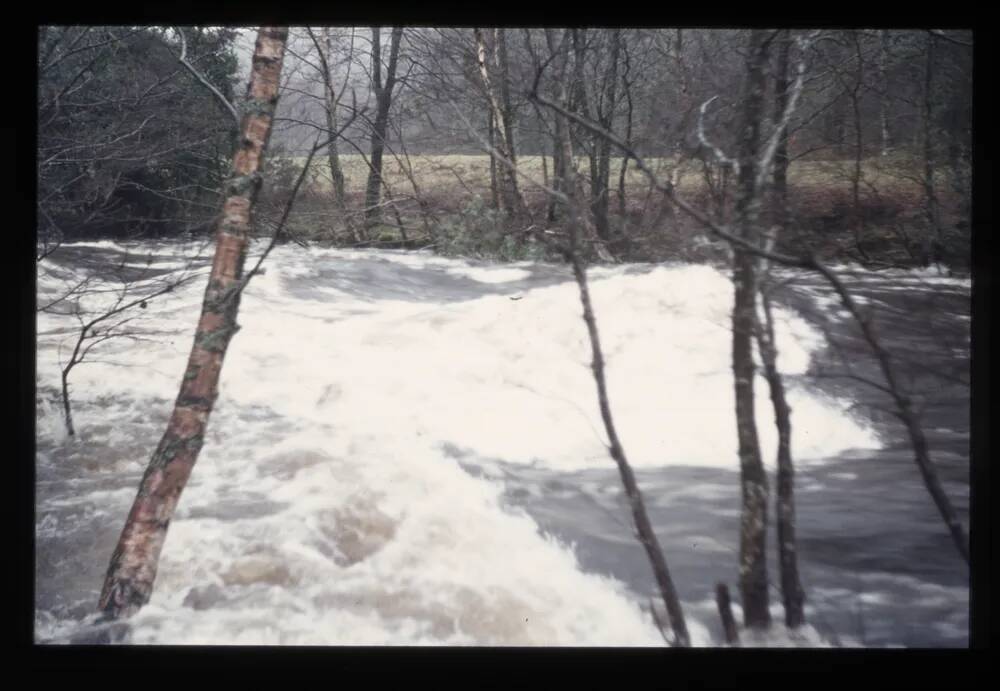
[288,153,932,210]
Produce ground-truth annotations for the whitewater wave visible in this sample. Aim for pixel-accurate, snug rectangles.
[35,243,887,646]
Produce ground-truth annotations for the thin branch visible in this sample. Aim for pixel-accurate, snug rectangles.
[175,27,241,129]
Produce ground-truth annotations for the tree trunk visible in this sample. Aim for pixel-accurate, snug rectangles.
[755,277,806,628]
[617,35,634,222]
[551,27,689,645]
[849,33,867,260]
[97,26,288,621]
[715,583,741,645]
[487,108,500,210]
[591,29,621,244]
[60,368,75,436]
[474,27,523,218]
[922,32,942,261]
[318,28,351,242]
[766,33,806,630]
[772,33,791,230]
[544,29,569,224]
[364,27,403,232]
[321,30,347,210]
[733,28,771,631]
[878,30,892,157]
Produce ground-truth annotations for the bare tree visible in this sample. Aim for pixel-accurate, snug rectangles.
[97,27,289,621]
[755,239,806,629]
[304,28,350,214]
[363,26,404,233]
[730,28,772,631]
[474,27,525,218]
[524,36,970,569]
[531,32,690,646]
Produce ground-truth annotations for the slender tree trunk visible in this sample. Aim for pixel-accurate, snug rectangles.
[544,29,568,223]
[617,36,634,222]
[60,368,75,436]
[487,108,500,210]
[551,28,689,645]
[97,27,288,621]
[772,33,791,230]
[474,27,523,218]
[849,33,867,260]
[878,30,892,157]
[364,27,403,232]
[549,135,563,222]
[320,29,346,211]
[495,28,518,176]
[316,28,351,242]
[922,32,942,261]
[766,32,805,630]
[755,274,806,628]
[568,29,614,261]
[715,583,741,645]
[591,29,621,244]
[733,28,771,631]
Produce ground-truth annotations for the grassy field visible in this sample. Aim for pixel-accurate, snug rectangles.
[286,153,934,208]
[269,152,965,265]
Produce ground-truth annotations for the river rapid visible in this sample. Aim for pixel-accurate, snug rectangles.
[34,241,970,646]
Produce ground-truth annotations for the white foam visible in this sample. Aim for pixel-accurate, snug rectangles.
[35,244,891,645]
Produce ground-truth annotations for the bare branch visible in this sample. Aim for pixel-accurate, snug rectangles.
[175,27,241,129]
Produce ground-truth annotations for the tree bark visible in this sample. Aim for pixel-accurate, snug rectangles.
[543,29,568,223]
[364,27,403,232]
[733,28,771,631]
[617,35,634,222]
[97,26,288,621]
[755,273,806,628]
[772,33,791,230]
[320,29,347,212]
[849,32,868,260]
[715,582,741,645]
[922,32,942,262]
[474,27,524,218]
[878,30,892,157]
[591,29,621,244]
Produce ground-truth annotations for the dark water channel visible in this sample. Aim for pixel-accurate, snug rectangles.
[456,267,971,647]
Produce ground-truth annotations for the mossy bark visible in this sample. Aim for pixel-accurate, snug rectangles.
[97,27,288,621]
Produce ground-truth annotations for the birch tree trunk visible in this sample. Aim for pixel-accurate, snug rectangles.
[772,33,791,229]
[321,29,347,214]
[766,32,805,629]
[733,28,771,631]
[474,27,523,218]
[97,27,288,621]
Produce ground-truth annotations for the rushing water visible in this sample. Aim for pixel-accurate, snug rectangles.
[34,242,970,646]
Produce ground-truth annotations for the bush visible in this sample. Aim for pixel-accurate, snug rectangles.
[434,198,552,262]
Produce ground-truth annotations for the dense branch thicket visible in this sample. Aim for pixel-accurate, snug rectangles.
[38,27,240,245]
